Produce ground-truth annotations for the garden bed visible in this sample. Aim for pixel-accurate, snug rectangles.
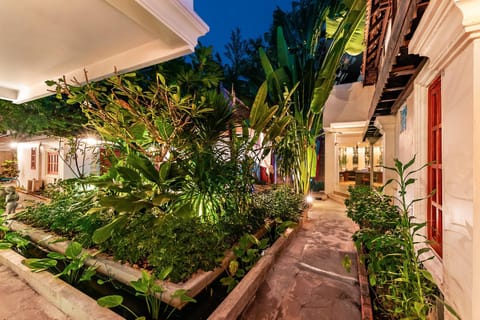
[8,219,272,309]
[2,207,307,319]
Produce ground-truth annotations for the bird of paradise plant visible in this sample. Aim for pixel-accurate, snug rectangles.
[259,0,366,194]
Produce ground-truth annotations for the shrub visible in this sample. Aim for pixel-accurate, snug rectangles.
[346,157,459,319]
[252,185,306,223]
[15,179,106,247]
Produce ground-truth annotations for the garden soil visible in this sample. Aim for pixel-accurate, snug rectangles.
[241,198,361,320]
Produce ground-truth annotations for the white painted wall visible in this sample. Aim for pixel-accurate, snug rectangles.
[16,137,100,190]
[323,82,375,195]
[323,82,374,128]
[441,43,474,320]
[406,1,480,318]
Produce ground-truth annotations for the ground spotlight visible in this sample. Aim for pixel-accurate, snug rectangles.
[306,194,314,204]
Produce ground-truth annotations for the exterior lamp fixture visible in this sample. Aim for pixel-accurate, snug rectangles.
[306,194,314,204]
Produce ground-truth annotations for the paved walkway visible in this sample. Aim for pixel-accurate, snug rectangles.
[241,198,361,320]
[0,190,69,320]
[0,265,69,320]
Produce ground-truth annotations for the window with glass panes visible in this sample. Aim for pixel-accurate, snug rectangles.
[427,76,443,257]
[47,152,59,174]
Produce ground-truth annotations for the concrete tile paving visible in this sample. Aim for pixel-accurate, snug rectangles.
[241,199,361,320]
[0,265,69,320]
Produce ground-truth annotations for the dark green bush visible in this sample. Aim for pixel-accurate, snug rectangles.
[16,179,106,247]
[345,185,400,232]
[252,185,306,223]
[15,179,305,284]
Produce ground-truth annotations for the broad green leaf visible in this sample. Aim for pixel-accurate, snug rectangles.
[92,215,128,244]
[345,13,365,56]
[276,27,290,68]
[129,122,146,141]
[403,154,417,171]
[171,289,196,303]
[4,233,29,248]
[0,242,13,250]
[228,260,239,276]
[80,266,97,282]
[97,295,123,308]
[22,258,57,271]
[157,265,173,281]
[158,161,170,181]
[130,273,149,294]
[259,48,274,76]
[116,166,141,182]
[127,153,160,185]
[47,252,66,260]
[65,241,83,259]
[99,196,149,213]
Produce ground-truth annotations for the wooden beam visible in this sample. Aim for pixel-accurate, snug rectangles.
[391,64,416,71]
[390,68,416,77]
[372,5,391,79]
[383,86,405,92]
[378,98,397,103]
[391,57,428,113]
[367,0,417,120]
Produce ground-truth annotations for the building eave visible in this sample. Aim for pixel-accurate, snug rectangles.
[0,0,209,103]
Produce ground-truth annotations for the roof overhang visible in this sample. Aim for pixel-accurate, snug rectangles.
[0,0,208,103]
[362,0,429,140]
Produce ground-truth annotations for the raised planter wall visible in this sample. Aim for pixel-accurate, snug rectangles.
[8,220,272,310]
[0,249,123,320]
[8,220,227,309]
[208,212,308,320]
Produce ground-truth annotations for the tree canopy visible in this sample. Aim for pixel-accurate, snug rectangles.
[0,96,87,137]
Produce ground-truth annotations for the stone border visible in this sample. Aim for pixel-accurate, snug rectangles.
[0,249,122,320]
[357,249,373,319]
[208,212,307,320]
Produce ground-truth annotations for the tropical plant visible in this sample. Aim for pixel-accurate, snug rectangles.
[15,179,104,247]
[259,0,366,194]
[251,185,306,223]
[23,241,97,285]
[104,212,225,283]
[347,156,460,319]
[220,233,269,292]
[222,28,267,105]
[98,269,196,320]
[0,95,87,137]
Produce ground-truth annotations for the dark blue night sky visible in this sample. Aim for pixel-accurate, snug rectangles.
[195,0,292,57]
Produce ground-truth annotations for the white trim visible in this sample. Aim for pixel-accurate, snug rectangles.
[410,0,480,73]
[134,0,209,48]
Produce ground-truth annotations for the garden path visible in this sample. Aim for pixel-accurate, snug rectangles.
[0,190,67,320]
[241,198,361,320]
[0,264,69,320]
